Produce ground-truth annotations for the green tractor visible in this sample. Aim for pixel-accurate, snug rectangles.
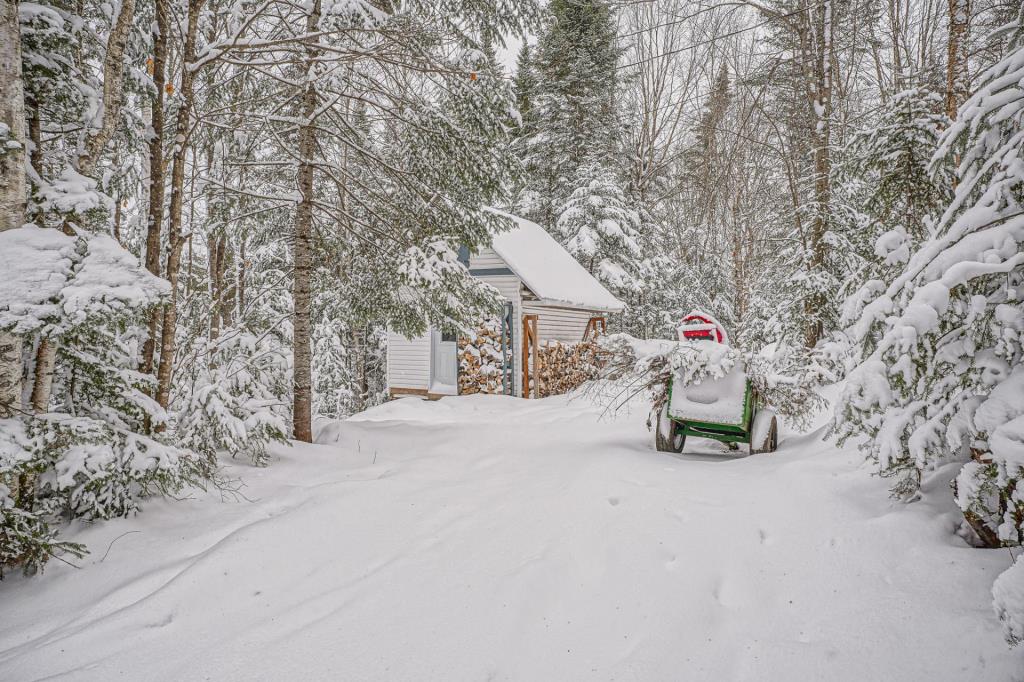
[654,313,778,456]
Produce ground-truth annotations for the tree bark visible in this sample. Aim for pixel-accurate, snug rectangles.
[291,0,322,443]
[154,0,204,416]
[77,0,136,176]
[141,0,170,376]
[209,232,222,340]
[1,0,27,233]
[27,96,41,175]
[944,0,971,120]
[113,194,122,244]
[803,0,833,349]
[219,237,235,329]
[0,0,27,415]
[29,337,56,412]
[238,234,247,315]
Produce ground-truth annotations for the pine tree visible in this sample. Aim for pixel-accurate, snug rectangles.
[513,42,537,135]
[835,88,953,311]
[515,0,622,227]
[556,163,644,295]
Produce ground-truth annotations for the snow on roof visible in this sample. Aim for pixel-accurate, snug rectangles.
[485,209,624,312]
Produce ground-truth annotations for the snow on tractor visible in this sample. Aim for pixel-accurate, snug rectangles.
[654,313,778,456]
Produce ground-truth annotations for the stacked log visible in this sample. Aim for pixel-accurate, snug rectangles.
[458,316,506,395]
[536,340,605,398]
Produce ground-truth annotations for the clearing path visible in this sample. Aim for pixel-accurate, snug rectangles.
[1,393,1021,681]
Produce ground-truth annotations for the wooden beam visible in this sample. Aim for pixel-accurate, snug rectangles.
[522,314,538,399]
[388,387,448,401]
[532,317,540,398]
[583,316,607,342]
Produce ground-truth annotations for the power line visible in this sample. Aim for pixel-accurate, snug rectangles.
[619,1,830,70]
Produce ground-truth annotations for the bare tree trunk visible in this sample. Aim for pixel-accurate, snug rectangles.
[803,0,833,349]
[77,0,136,176]
[141,0,169,376]
[113,194,122,244]
[155,0,204,416]
[29,337,56,412]
[0,0,27,416]
[944,0,971,119]
[1,0,26,234]
[219,238,235,329]
[27,96,41,174]
[291,0,322,443]
[238,234,246,314]
[209,232,222,340]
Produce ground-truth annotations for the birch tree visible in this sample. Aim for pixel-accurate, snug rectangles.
[0,0,26,416]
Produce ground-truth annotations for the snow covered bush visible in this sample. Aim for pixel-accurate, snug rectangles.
[1,413,209,576]
[835,13,1024,499]
[0,419,85,576]
[0,225,213,575]
[836,88,953,297]
[994,553,1024,647]
[556,163,644,295]
[310,290,387,420]
[175,330,291,467]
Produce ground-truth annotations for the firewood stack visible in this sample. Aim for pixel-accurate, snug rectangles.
[458,316,506,395]
[536,340,605,398]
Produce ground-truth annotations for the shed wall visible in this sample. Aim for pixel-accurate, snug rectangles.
[468,247,507,271]
[386,329,431,391]
[522,303,598,345]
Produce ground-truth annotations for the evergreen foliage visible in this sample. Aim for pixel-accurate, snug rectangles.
[516,0,622,224]
[833,10,1024,644]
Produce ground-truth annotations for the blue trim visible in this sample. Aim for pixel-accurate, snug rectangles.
[469,267,515,276]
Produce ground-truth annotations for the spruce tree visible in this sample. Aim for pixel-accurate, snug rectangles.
[516,0,622,228]
[835,11,1024,549]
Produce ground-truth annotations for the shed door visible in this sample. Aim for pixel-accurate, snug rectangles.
[431,329,458,394]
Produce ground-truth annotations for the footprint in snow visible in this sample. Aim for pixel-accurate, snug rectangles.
[608,496,620,507]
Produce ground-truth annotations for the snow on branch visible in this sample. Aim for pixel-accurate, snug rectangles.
[0,225,168,336]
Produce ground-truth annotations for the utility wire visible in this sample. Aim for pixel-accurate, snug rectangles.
[619,1,830,70]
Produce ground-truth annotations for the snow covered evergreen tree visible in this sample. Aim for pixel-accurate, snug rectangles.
[556,163,644,295]
[836,88,953,299]
[833,9,1024,644]
[515,0,622,228]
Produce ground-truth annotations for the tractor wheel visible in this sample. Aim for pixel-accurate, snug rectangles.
[749,410,778,455]
[655,404,686,453]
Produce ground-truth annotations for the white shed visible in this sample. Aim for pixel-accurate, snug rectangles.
[387,211,624,399]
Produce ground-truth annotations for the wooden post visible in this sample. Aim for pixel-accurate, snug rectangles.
[532,317,540,398]
[521,314,539,399]
[521,316,528,397]
[583,316,607,342]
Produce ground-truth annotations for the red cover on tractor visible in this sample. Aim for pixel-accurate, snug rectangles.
[678,312,726,344]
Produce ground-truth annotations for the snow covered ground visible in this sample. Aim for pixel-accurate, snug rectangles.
[1,392,1022,681]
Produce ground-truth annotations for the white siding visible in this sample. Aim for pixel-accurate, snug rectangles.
[469,246,506,270]
[522,302,600,345]
[475,274,521,303]
[386,329,431,391]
